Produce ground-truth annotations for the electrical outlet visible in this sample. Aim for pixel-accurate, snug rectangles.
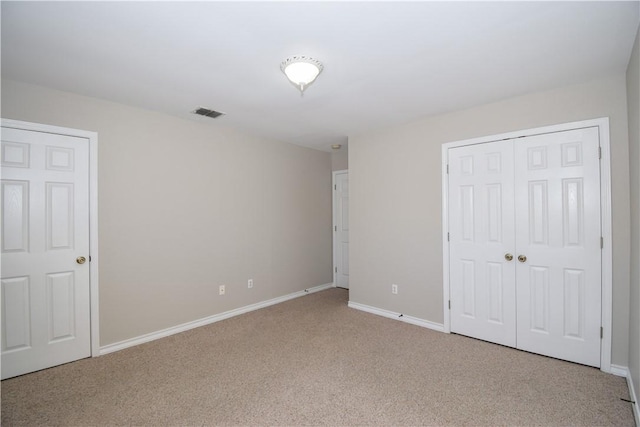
[391,284,398,294]
[219,285,225,295]
[248,279,253,289]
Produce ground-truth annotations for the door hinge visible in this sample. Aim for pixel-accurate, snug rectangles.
[447,232,450,242]
[601,237,604,249]
[335,267,338,273]
[446,164,449,174]
[598,147,602,159]
[448,300,451,310]
[334,184,337,190]
[600,326,603,339]
[335,226,337,232]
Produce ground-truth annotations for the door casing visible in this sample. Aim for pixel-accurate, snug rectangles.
[441,117,612,373]
[1,118,100,357]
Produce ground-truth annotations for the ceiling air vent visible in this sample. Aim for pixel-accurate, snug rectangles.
[192,107,225,119]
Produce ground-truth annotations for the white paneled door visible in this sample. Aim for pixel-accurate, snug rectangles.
[448,127,602,367]
[333,171,349,289]
[1,126,91,379]
[514,128,601,367]
[449,140,517,348]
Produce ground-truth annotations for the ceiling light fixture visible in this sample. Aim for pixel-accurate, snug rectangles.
[280,55,323,95]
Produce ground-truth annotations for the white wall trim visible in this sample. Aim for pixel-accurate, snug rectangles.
[441,117,613,373]
[610,364,640,425]
[100,282,334,355]
[1,118,100,357]
[598,118,613,373]
[442,146,451,334]
[610,364,630,377]
[348,301,445,332]
[332,169,348,288]
[631,372,640,426]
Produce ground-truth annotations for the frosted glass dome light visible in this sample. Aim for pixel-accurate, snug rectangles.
[280,55,324,95]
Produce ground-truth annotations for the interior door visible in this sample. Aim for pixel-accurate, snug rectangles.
[334,171,349,289]
[448,126,602,367]
[1,126,91,379]
[448,140,516,347]
[514,127,601,367]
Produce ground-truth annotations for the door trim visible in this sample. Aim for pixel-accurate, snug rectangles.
[1,118,100,357]
[332,169,348,288]
[441,117,612,373]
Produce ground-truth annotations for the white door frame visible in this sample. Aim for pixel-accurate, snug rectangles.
[1,118,100,357]
[333,169,348,287]
[441,117,612,373]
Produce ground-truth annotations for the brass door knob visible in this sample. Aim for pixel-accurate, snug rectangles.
[76,256,86,265]
[518,255,527,263]
[505,253,513,261]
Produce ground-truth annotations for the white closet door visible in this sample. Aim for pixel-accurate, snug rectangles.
[1,127,91,379]
[448,140,516,347]
[448,126,602,367]
[514,127,601,367]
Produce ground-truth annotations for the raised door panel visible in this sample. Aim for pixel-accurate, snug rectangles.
[486,262,504,324]
[486,184,503,243]
[528,266,550,334]
[528,181,549,246]
[2,181,29,253]
[460,259,476,318]
[1,276,31,352]
[1,141,30,168]
[563,268,585,340]
[46,183,74,250]
[459,185,475,242]
[47,272,76,342]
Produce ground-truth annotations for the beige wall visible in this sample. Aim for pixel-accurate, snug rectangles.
[1,80,333,346]
[349,74,631,366]
[627,25,640,407]
[331,149,348,171]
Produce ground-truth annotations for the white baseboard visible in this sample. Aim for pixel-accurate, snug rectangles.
[100,282,334,355]
[632,376,640,427]
[610,364,629,377]
[610,364,639,425]
[347,301,444,332]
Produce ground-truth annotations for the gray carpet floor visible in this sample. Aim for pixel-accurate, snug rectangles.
[1,288,635,426]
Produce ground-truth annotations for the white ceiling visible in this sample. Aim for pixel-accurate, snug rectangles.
[2,1,639,152]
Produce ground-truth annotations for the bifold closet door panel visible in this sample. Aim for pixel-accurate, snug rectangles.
[448,140,517,348]
[514,127,602,367]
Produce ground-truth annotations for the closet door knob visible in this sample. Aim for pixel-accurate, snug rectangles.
[518,255,527,263]
[504,253,513,261]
